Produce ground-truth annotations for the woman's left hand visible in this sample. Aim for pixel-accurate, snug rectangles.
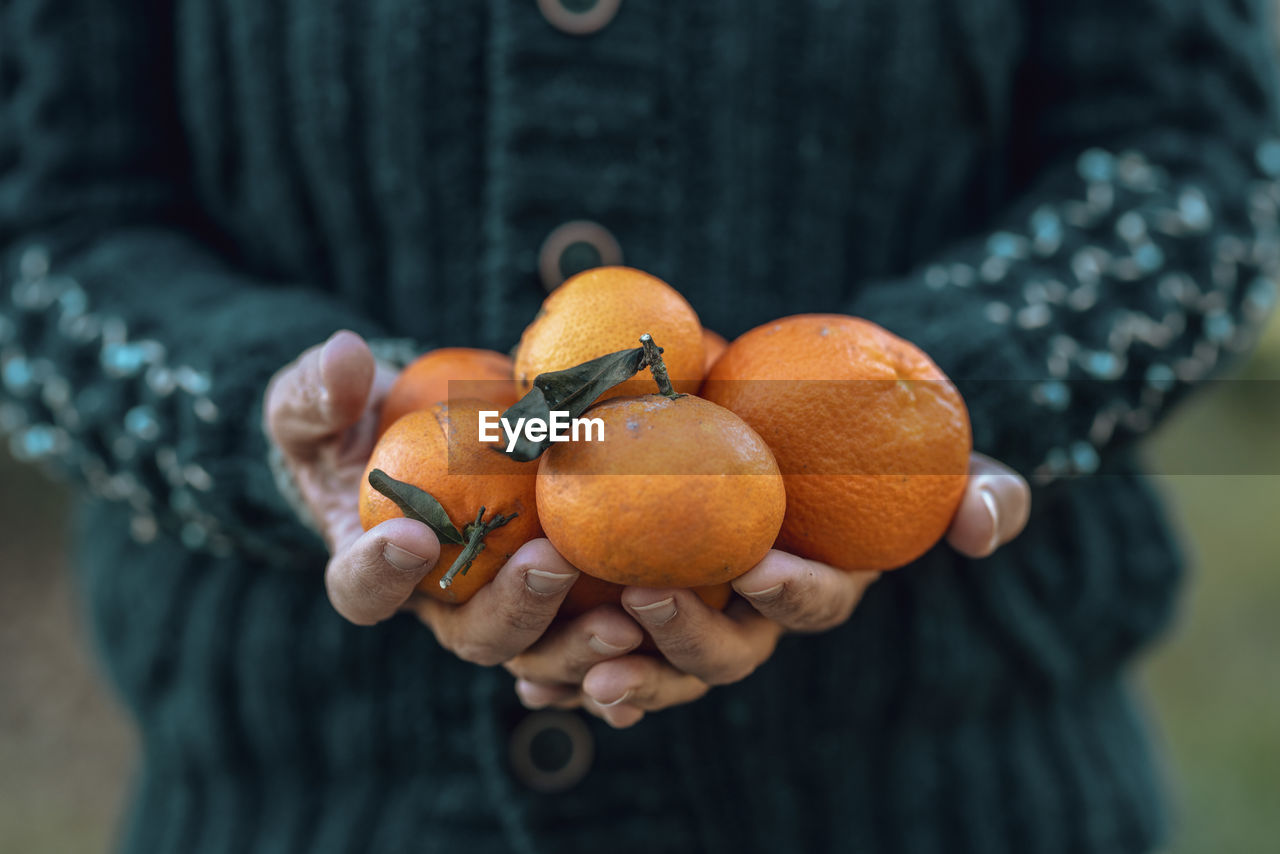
[505,452,1031,728]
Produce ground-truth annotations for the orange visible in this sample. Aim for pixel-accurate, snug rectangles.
[559,572,732,621]
[702,328,729,374]
[536,393,786,588]
[702,314,970,572]
[378,348,519,437]
[513,266,705,400]
[359,399,542,604]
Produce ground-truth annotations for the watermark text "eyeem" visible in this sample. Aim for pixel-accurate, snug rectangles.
[478,410,605,453]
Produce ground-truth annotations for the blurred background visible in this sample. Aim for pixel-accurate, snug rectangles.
[1,313,1277,852]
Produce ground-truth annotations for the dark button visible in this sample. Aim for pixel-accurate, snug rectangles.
[538,220,623,292]
[537,0,622,36]
[509,710,595,793]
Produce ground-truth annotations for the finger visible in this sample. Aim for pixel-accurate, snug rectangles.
[514,679,582,710]
[581,656,708,726]
[325,517,441,626]
[731,550,880,633]
[504,604,644,684]
[621,587,781,685]
[409,539,579,667]
[946,452,1032,558]
[266,330,376,460]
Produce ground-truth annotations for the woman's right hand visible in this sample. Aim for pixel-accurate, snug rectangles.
[263,331,642,667]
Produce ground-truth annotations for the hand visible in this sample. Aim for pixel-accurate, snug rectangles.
[506,452,1031,727]
[264,331,581,666]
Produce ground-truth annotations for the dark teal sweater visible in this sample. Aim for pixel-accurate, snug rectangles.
[3,1,1279,852]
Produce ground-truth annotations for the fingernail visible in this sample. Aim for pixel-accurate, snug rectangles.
[588,635,631,656]
[525,568,576,596]
[592,689,633,708]
[739,582,784,603]
[630,597,677,626]
[383,543,430,572]
[979,486,1001,554]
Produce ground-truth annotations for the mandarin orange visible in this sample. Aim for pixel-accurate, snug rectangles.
[378,348,519,438]
[702,314,970,572]
[536,393,785,588]
[359,399,542,603]
[513,266,705,400]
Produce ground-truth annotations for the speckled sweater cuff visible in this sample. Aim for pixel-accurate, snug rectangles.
[1,231,394,564]
[852,140,1280,483]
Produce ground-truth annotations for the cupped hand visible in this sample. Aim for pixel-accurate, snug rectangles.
[264,331,580,666]
[507,452,1031,727]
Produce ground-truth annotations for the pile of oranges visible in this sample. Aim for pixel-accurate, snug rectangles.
[359,266,971,617]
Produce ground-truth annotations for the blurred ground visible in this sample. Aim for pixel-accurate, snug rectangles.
[0,449,133,852]
[0,316,1277,853]
[1142,318,1280,853]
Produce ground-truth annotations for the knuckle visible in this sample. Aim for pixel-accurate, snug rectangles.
[758,593,807,626]
[352,566,408,609]
[777,588,850,632]
[757,588,800,621]
[265,366,304,418]
[326,564,391,626]
[558,651,592,681]
[299,380,327,420]
[658,630,706,663]
[501,602,551,636]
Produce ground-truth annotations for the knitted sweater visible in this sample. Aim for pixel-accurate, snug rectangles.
[3,1,1279,852]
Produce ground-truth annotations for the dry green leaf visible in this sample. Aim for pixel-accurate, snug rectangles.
[367,468,465,545]
[497,345,646,461]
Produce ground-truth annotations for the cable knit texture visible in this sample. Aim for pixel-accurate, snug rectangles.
[2,1,1279,852]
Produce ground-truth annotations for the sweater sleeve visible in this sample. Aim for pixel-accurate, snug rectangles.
[849,0,1280,482]
[0,1,387,561]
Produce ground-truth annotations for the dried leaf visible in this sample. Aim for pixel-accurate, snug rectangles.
[497,345,646,461]
[367,468,465,545]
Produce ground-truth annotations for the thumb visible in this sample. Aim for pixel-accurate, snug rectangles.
[266,330,377,460]
[945,452,1032,558]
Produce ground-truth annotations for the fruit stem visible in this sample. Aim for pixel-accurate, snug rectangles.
[639,333,680,399]
[439,506,518,589]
